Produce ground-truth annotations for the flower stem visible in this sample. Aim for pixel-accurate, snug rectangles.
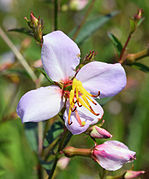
[0,26,37,83]
[126,48,149,64]
[37,122,44,179]
[119,32,133,64]
[38,122,43,156]
[48,128,70,179]
[54,0,58,30]
[63,146,91,157]
[72,0,96,40]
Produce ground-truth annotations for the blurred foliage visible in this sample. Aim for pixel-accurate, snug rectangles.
[0,0,149,178]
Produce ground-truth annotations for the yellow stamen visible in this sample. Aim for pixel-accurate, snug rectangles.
[68,78,100,126]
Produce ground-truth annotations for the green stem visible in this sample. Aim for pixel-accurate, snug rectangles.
[72,0,96,40]
[0,27,37,83]
[54,0,58,30]
[38,122,43,156]
[48,129,69,179]
[126,48,149,64]
[119,32,133,64]
[63,146,91,157]
[37,122,43,179]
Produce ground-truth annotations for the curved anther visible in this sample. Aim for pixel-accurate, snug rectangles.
[68,121,73,125]
[68,78,101,127]
[71,106,77,112]
[89,106,100,116]
[91,91,100,97]
[77,100,82,107]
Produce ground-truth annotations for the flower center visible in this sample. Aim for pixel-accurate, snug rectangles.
[67,78,100,126]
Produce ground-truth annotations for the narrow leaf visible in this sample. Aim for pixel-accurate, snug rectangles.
[44,121,63,147]
[36,68,55,84]
[108,32,123,56]
[8,28,33,37]
[69,11,119,45]
[131,62,149,73]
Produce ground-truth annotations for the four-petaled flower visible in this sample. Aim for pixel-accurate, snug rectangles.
[17,31,126,135]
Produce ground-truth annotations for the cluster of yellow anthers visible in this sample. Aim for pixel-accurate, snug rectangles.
[68,78,100,126]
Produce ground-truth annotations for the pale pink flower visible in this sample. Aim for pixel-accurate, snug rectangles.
[17,31,126,135]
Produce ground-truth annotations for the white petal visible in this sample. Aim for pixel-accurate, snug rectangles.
[76,62,126,98]
[17,86,64,122]
[41,31,80,82]
[64,98,104,135]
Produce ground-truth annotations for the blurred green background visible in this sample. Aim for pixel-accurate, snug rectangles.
[0,0,149,178]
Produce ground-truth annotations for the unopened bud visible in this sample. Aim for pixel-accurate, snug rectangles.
[30,12,38,27]
[130,9,144,33]
[57,157,70,170]
[70,0,88,11]
[89,125,112,139]
[92,140,136,171]
[85,51,96,62]
[134,9,143,21]
[24,12,43,44]
[124,170,145,179]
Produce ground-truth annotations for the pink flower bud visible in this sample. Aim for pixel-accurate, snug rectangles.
[92,140,136,171]
[90,126,112,139]
[124,170,145,179]
[30,12,39,27]
[57,157,70,170]
[70,0,88,10]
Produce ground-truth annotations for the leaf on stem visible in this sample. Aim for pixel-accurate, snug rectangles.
[108,33,123,56]
[35,67,55,85]
[130,62,149,73]
[24,122,38,152]
[69,11,119,45]
[8,28,33,37]
[44,121,64,147]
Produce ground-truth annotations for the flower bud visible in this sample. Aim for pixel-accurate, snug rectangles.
[57,157,70,170]
[130,9,144,33]
[124,170,145,179]
[134,9,143,21]
[89,125,112,139]
[70,0,88,10]
[92,140,136,171]
[24,12,43,43]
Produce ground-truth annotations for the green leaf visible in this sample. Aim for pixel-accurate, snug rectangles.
[36,68,55,84]
[44,121,63,147]
[69,11,119,45]
[8,28,33,37]
[0,120,37,178]
[131,62,149,72]
[41,160,54,175]
[24,122,38,152]
[108,32,123,56]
